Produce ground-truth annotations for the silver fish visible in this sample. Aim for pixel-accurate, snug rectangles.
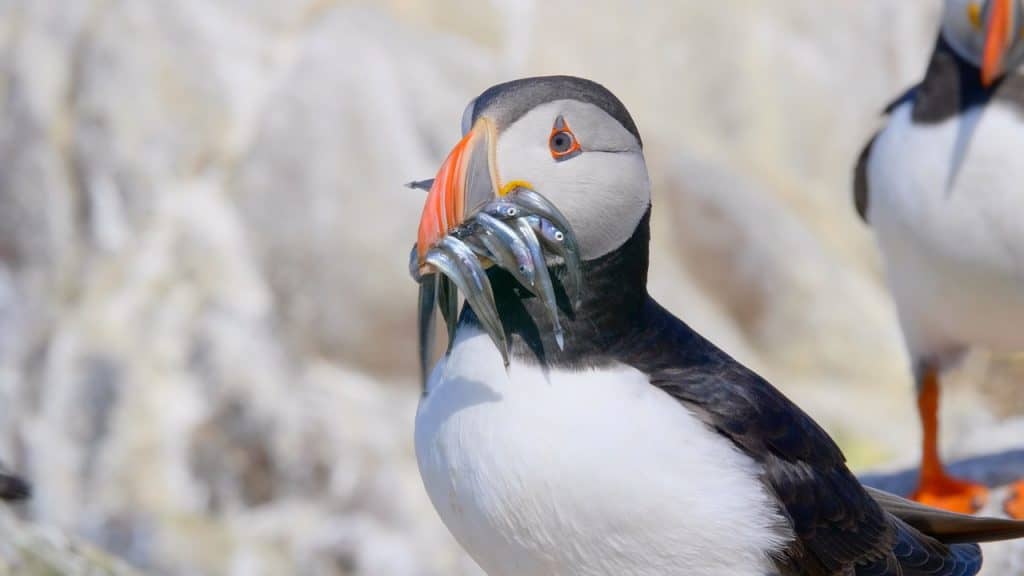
[409,245,423,282]
[505,187,574,238]
[459,234,492,259]
[512,218,565,350]
[475,228,538,295]
[526,214,582,307]
[475,213,536,289]
[437,275,458,347]
[506,189,583,303]
[481,201,523,221]
[428,237,509,365]
[417,273,438,390]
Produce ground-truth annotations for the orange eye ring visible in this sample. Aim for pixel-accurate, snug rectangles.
[549,116,581,161]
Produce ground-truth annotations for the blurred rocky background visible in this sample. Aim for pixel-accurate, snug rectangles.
[1,0,1024,574]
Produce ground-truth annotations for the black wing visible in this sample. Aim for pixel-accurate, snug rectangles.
[621,299,1007,575]
[619,299,896,574]
[856,519,981,576]
[854,133,878,223]
[867,486,1024,544]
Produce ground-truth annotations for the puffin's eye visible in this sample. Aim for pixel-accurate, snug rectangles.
[549,115,581,161]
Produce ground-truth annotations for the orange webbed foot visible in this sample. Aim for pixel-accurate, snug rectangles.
[911,473,988,514]
[1004,481,1024,519]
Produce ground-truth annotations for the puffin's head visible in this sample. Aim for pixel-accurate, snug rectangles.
[417,76,649,265]
[943,0,1024,85]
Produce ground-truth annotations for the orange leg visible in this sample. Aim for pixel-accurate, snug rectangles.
[909,366,988,513]
[1005,481,1024,519]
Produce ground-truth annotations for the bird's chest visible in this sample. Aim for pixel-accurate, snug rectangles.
[870,101,1024,262]
[414,328,791,576]
[868,102,1024,350]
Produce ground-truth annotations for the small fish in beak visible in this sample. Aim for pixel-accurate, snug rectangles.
[411,119,582,384]
[424,237,508,365]
[526,214,582,307]
[412,189,580,379]
[473,213,538,290]
[512,217,565,350]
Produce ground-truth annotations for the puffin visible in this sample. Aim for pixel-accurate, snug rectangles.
[855,0,1024,517]
[411,75,1024,575]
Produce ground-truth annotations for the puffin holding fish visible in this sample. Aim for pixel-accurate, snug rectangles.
[410,75,1024,575]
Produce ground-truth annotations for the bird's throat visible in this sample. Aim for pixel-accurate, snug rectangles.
[462,209,652,369]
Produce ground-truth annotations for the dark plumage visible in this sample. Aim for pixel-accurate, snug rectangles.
[468,75,643,147]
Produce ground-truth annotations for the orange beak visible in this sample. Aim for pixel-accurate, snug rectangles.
[416,118,499,268]
[982,0,1015,87]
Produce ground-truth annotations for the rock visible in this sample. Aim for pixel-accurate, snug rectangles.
[231,6,494,379]
[0,505,140,575]
[0,2,482,572]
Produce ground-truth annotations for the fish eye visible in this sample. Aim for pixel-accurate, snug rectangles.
[549,115,582,161]
[554,231,565,241]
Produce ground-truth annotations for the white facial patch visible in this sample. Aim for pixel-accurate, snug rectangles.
[943,0,987,66]
[494,100,651,260]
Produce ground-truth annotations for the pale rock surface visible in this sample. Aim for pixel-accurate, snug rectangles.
[0,0,1021,574]
[0,505,140,575]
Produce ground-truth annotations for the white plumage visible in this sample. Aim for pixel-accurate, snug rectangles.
[415,326,793,576]
[868,100,1024,363]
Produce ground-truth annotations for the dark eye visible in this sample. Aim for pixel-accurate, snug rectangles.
[549,115,582,161]
[551,132,573,153]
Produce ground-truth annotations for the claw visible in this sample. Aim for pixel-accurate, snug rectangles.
[417,273,438,389]
[427,238,509,366]
[512,218,565,350]
[526,215,582,308]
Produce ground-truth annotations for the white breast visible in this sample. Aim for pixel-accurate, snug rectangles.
[868,101,1024,360]
[414,327,792,576]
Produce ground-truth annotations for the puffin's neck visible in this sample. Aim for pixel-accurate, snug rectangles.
[462,209,653,369]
